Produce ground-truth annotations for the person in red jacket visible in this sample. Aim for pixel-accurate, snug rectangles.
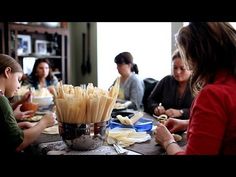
[155,22,236,155]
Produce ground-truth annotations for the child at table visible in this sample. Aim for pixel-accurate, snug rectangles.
[0,54,56,154]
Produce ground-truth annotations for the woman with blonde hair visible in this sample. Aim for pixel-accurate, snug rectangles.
[147,49,193,119]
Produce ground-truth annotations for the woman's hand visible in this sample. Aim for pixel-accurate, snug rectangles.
[154,104,165,115]
[155,123,174,148]
[165,108,182,117]
[164,118,189,133]
[13,104,34,120]
[155,121,184,155]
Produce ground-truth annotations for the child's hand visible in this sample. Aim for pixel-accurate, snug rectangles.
[13,104,34,120]
[21,91,32,103]
[41,112,57,128]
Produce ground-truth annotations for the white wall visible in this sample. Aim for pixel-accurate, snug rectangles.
[97,22,172,90]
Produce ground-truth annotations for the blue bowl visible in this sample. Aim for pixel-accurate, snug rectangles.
[109,117,153,132]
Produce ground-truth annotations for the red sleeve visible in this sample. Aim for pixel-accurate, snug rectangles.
[184,86,227,154]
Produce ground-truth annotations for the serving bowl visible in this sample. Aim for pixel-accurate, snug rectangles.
[58,121,107,150]
[32,96,53,106]
[20,102,38,117]
[109,117,153,132]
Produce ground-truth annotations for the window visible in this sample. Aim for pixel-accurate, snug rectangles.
[230,22,236,29]
[97,22,171,90]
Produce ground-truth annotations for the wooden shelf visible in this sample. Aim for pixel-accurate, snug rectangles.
[2,22,69,83]
[0,22,5,53]
[8,23,68,35]
[18,54,62,59]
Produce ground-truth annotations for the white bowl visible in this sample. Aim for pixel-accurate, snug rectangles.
[32,96,53,106]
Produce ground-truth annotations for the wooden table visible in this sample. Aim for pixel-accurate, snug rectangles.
[25,111,187,155]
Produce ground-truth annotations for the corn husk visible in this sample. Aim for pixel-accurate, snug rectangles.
[54,78,120,124]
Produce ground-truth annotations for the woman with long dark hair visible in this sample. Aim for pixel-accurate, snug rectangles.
[27,58,58,89]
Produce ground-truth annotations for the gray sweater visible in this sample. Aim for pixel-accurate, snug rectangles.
[118,73,144,110]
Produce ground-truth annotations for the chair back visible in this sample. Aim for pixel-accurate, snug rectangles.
[142,78,158,112]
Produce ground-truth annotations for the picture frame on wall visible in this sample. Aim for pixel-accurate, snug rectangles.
[35,40,49,55]
[23,57,36,75]
[17,34,31,55]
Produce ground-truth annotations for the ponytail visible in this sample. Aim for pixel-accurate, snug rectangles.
[132,63,139,74]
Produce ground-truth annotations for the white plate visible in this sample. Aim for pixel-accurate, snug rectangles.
[21,115,43,122]
[36,110,51,115]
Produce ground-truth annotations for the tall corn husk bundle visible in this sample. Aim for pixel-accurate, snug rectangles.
[54,78,120,124]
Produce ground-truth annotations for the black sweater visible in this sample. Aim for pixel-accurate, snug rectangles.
[147,75,194,119]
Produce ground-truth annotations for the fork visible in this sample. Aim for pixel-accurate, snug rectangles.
[113,143,128,155]
[107,136,128,155]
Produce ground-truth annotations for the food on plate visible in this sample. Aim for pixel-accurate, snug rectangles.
[116,112,144,125]
[21,115,43,122]
[153,114,168,124]
[114,102,126,110]
[107,128,151,147]
[43,125,59,134]
[158,114,168,120]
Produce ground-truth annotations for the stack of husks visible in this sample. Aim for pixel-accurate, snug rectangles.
[54,79,120,124]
